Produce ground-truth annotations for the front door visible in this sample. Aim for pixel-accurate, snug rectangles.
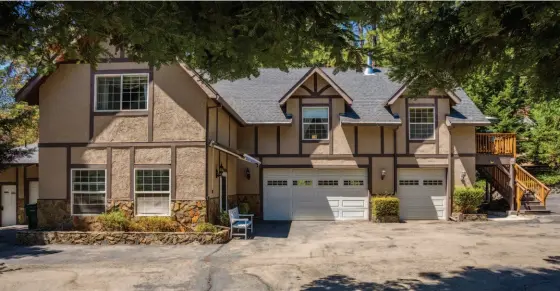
[1,185,17,226]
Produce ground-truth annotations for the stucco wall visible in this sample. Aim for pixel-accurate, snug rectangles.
[280,99,299,154]
[207,148,220,199]
[302,143,329,155]
[438,98,451,154]
[39,64,90,143]
[0,167,16,182]
[153,64,206,142]
[71,148,107,164]
[134,148,171,164]
[384,127,395,154]
[176,147,205,200]
[454,157,476,187]
[217,109,230,145]
[93,116,148,142]
[372,157,394,194]
[332,99,351,154]
[39,147,67,199]
[452,126,476,154]
[397,157,448,166]
[111,149,130,200]
[357,126,381,154]
[258,126,277,155]
[227,155,237,197]
[237,127,255,154]
[391,98,407,154]
[236,162,259,195]
[207,104,218,141]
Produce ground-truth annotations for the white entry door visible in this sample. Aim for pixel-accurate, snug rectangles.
[263,169,369,221]
[397,168,447,220]
[1,185,17,226]
[29,181,39,204]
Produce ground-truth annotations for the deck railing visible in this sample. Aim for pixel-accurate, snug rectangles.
[514,164,551,208]
[476,133,516,157]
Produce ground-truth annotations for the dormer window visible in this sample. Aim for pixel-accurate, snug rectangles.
[409,107,435,140]
[302,107,329,140]
[95,74,149,111]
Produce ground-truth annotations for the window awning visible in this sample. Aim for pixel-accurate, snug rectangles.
[208,140,261,167]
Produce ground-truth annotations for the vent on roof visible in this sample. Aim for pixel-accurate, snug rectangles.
[364,55,375,75]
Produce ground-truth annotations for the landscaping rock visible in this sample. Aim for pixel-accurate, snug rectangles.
[16,228,230,246]
[451,212,488,222]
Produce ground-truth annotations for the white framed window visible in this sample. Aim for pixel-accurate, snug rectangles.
[95,74,149,111]
[318,180,338,186]
[267,180,288,187]
[302,107,329,140]
[71,169,106,215]
[399,180,419,186]
[134,169,171,216]
[343,180,364,186]
[409,107,435,140]
[293,179,312,186]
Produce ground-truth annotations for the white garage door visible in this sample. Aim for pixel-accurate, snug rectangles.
[397,168,447,220]
[263,169,368,221]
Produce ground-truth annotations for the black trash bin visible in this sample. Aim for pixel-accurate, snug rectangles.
[25,203,38,229]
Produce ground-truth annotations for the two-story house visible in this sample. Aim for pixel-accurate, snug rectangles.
[15,55,547,229]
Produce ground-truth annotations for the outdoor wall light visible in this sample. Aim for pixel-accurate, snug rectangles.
[381,169,387,180]
[245,168,251,180]
[461,171,467,181]
[216,164,225,177]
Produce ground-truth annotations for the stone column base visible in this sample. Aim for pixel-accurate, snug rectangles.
[37,199,71,230]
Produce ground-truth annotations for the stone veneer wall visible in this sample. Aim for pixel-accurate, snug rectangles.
[38,199,207,230]
[17,198,25,224]
[37,199,72,229]
[237,194,261,217]
[17,229,230,245]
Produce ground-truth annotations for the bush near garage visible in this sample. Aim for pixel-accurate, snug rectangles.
[371,196,400,223]
[453,187,485,214]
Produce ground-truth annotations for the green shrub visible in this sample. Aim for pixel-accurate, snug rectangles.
[219,211,230,226]
[474,179,486,189]
[239,203,250,214]
[97,210,130,231]
[195,222,219,233]
[131,217,177,232]
[454,187,485,214]
[535,172,560,186]
[371,197,399,217]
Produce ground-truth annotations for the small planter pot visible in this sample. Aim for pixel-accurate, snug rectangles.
[451,212,488,222]
[373,215,400,223]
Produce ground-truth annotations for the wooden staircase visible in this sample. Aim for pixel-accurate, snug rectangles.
[476,133,551,214]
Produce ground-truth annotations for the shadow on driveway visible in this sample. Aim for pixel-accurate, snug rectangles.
[301,263,560,290]
[251,221,292,239]
[0,226,61,260]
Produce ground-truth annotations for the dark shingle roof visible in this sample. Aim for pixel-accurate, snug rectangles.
[212,67,486,126]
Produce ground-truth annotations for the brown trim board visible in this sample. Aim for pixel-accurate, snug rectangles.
[405,98,409,154]
[171,145,176,200]
[393,128,397,193]
[148,68,155,142]
[380,126,385,154]
[39,141,206,148]
[276,126,280,154]
[70,164,107,169]
[66,146,71,200]
[129,147,134,200]
[435,97,439,154]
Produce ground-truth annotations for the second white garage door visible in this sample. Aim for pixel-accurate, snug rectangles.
[263,168,368,221]
[397,168,447,220]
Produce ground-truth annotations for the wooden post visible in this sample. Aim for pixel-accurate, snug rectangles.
[509,160,515,210]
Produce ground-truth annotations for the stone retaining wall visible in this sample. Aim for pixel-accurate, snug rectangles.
[451,213,488,222]
[16,229,230,246]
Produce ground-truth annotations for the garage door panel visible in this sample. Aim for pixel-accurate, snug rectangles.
[397,169,447,220]
[264,168,368,221]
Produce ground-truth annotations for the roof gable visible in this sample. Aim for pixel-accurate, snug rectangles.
[278,67,353,105]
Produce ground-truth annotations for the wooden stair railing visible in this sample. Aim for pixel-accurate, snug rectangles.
[514,164,551,210]
[476,133,517,156]
[478,166,512,200]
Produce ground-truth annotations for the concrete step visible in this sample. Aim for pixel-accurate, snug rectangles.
[523,205,547,211]
[519,209,551,215]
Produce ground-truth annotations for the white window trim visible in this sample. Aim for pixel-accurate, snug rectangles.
[133,168,171,217]
[70,168,107,216]
[94,73,150,112]
[408,106,436,141]
[302,106,330,141]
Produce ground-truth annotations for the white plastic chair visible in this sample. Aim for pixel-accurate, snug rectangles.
[228,207,254,239]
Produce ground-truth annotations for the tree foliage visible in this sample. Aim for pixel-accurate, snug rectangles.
[523,101,560,168]
[0,102,37,171]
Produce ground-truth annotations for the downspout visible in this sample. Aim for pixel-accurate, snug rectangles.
[393,126,399,194]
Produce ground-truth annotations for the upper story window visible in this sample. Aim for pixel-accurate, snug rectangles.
[302,107,329,140]
[409,107,435,140]
[95,74,149,111]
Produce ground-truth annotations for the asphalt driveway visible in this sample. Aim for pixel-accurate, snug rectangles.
[1,218,560,291]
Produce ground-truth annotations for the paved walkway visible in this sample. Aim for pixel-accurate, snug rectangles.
[1,219,560,290]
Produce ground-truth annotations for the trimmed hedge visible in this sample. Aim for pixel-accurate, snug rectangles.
[371,197,400,218]
[454,187,485,214]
